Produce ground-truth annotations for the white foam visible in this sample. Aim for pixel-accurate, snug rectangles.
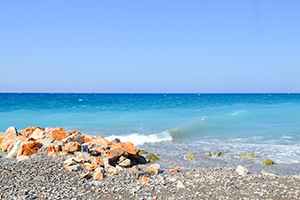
[105,130,173,146]
[230,109,247,116]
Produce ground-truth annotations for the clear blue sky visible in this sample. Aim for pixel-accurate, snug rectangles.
[1,0,299,93]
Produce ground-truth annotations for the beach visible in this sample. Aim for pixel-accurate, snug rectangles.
[1,152,300,199]
[1,93,300,199]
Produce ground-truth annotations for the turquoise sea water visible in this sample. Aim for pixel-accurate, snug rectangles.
[1,93,300,172]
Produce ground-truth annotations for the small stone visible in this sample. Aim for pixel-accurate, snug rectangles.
[138,149,148,154]
[262,159,275,165]
[93,171,104,180]
[261,170,276,176]
[136,177,149,184]
[169,168,179,173]
[118,158,131,167]
[86,163,99,171]
[206,152,212,157]
[177,181,185,188]
[240,153,256,158]
[236,165,249,176]
[214,152,222,157]
[186,153,195,159]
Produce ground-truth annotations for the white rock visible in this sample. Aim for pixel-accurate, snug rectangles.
[29,128,46,140]
[6,140,23,159]
[62,133,85,144]
[261,170,276,176]
[177,181,185,188]
[236,165,249,176]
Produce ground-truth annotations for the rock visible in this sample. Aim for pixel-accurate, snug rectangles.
[118,158,132,167]
[186,153,195,159]
[93,171,104,180]
[57,151,68,157]
[86,163,99,171]
[17,141,43,157]
[20,127,38,137]
[138,149,148,154]
[90,136,109,148]
[88,143,106,152]
[115,165,124,171]
[47,129,70,141]
[147,164,161,175]
[29,128,46,140]
[64,160,77,166]
[293,175,300,179]
[143,154,159,163]
[40,137,56,145]
[226,154,231,157]
[177,181,185,188]
[206,152,212,157]
[44,127,54,133]
[214,152,222,157]
[6,140,23,159]
[62,142,81,153]
[262,159,275,165]
[17,155,29,162]
[240,153,256,158]
[136,177,149,184]
[261,170,276,176]
[64,158,78,165]
[79,172,91,179]
[169,168,179,173]
[7,137,27,153]
[65,164,81,172]
[91,157,104,167]
[74,152,90,158]
[109,142,139,160]
[62,133,85,144]
[48,152,58,158]
[0,126,18,151]
[83,134,95,143]
[136,155,147,164]
[107,166,118,175]
[154,153,159,156]
[95,167,105,174]
[45,144,60,154]
[236,165,249,176]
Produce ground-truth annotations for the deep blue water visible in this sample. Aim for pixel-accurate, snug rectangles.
[1,93,300,167]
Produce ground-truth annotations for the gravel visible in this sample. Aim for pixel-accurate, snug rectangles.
[1,152,300,199]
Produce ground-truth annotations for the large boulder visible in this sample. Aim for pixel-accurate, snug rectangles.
[62,133,85,144]
[6,140,23,159]
[62,142,81,153]
[47,129,70,141]
[90,136,109,148]
[108,142,139,161]
[29,128,47,141]
[20,127,38,137]
[0,126,19,151]
[17,141,43,157]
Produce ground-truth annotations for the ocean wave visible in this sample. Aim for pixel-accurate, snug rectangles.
[105,130,173,146]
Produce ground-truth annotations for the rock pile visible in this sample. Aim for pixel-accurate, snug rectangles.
[0,126,150,180]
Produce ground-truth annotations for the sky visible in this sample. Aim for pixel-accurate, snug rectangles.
[0,0,299,93]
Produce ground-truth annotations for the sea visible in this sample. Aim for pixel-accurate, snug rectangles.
[1,93,300,175]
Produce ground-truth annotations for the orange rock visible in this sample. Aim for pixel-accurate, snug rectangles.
[106,144,125,161]
[91,157,104,167]
[0,127,19,151]
[20,127,38,138]
[86,163,99,171]
[44,127,54,133]
[17,141,42,157]
[46,144,60,154]
[90,136,109,147]
[147,166,158,174]
[83,134,94,143]
[47,129,70,141]
[55,127,66,132]
[93,171,103,180]
[62,142,81,153]
[111,142,139,159]
[69,130,79,134]
[58,151,68,157]
[169,168,179,173]
[136,177,149,184]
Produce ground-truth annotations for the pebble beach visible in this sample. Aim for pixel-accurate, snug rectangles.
[1,152,300,199]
